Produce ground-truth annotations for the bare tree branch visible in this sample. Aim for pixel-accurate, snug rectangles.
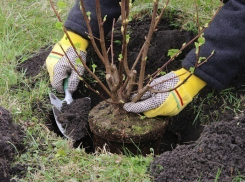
[138,0,159,91]
[80,0,104,63]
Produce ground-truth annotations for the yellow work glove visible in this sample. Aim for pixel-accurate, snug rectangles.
[123,68,206,117]
[46,31,89,93]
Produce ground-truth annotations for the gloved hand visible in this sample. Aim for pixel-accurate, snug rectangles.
[123,68,206,117]
[46,31,89,93]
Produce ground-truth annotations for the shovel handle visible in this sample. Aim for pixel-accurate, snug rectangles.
[63,76,69,91]
[63,76,73,104]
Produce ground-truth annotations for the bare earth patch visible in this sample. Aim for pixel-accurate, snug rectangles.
[0,106,26,181]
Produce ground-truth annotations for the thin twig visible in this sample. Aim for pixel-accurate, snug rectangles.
[80,0,104,63]
[138,0,159,91]
[85,32,100,41]
[197,51,214,67]
[111,18,116,64]
[149,73,192,94]
[154,0,170,30]
[95,0,110,71]
[120,0,130,76]
[194,0,201,33]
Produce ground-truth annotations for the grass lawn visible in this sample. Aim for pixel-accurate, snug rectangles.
[1,0,222,181]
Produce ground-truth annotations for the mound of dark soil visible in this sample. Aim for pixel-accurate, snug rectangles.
[58,97,91,141]
[16,45,52,77]
[0,106,26,181]
[151,116,245,181]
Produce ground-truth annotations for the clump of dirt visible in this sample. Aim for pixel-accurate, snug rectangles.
[89,100,168,143]
[58,97,91,141]
[89,100,168,155]
[0,106,26,181]
[150,116,245,181]
[16,45,52,77]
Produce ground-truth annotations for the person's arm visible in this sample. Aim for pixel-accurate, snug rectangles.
[65,0,121,39]
[182,0,245,90]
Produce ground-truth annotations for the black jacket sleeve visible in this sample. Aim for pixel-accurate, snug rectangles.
[182,0,245,89]
[65,0,121,39]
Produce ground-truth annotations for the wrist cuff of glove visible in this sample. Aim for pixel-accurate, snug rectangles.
[60,31,89,52]
[173,68,206,98]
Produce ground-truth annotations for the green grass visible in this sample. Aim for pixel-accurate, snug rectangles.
[232,175,245,182]
[190,86,245,125]
[2,0,241,181]
[214,168,222,182]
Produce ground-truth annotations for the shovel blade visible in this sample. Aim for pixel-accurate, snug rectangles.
[49,93,63,110]
[52,106,69,138]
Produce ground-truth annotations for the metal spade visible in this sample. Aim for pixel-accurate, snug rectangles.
[49,77,73,138]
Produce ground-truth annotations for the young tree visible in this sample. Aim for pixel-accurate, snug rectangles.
[49,0,221,113]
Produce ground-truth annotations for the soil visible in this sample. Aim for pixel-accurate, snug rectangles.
[58,97,91,141]
[150,116,245,181]
[0,106,26,181]
[16,45,52,78]
[15,14,245,180]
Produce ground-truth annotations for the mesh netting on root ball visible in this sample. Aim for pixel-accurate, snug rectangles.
[150,116,245,182]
